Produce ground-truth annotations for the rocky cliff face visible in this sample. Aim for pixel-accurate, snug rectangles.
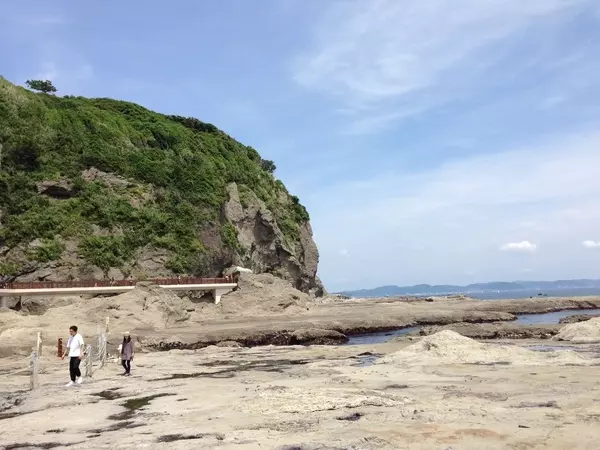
[223,183,325,296]
[1,179,325,297]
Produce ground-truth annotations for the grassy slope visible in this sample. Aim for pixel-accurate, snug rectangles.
[0,77,309,276]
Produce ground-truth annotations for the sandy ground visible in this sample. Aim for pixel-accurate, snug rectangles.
[2,334,600,449]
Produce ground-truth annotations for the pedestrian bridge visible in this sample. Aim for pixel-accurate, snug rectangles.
[0,277,237,304]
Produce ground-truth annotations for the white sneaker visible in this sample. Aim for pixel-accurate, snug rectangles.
[76,376,83,384]
[65,381,74,387]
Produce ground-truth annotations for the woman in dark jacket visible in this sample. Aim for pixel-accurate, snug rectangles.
[121,332,134,376]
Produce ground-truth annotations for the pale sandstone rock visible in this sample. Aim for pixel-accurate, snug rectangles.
[380,330,588,366]
[555,317,600,342]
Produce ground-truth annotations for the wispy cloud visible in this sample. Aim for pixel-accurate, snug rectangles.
[293,0,596,133]
[312,128,600,288]
[500,241,537,252]
[316,130,600,222]
[582,240,600,249]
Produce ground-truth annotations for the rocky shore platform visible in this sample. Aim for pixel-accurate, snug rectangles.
[3,274,600,448]
[2,273,600,354]
[139,294,600,350]
[2,330,600,449]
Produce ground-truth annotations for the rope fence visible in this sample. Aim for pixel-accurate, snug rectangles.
[1,317,114,390]
[0,354,36,376]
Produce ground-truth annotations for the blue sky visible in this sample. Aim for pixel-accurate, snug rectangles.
[2,0,600,291]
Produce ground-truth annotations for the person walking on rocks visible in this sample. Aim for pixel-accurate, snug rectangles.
[62,325,85,387]
[121,332,134,376]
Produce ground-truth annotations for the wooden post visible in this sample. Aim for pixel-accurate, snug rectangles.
[57,338,63,358]
[36,332,42,357]
[100,333,107,368]
[96,335,102,365]
[104,317,109,334]
[84,344,93,378]
[30,351,39,390]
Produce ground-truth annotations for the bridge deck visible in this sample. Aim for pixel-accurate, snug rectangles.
[0,277,237,304]
[0,283,238,297]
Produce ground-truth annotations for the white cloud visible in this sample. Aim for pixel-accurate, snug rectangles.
[316,130,600,222]
[582,240,600,248]
[293,0,594,132]
[500,241,537,252]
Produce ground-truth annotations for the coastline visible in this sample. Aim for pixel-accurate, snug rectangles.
[138,295,600,350]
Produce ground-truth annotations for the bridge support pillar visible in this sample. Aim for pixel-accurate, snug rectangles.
[213,287,234,305]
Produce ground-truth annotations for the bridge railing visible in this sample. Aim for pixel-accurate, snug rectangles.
[0,276,232,290]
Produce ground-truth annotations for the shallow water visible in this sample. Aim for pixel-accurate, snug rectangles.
[351,352,381,367]
[346,327,420,345]
[526,345,580,352]
[515,309,600,325]
[526,344,600,357]
[346,310,600,345]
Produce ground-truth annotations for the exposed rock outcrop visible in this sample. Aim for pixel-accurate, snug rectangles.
[223,183,324,296]
[82,167,133,188]
[216,272,316,316]
[36,179,77,198]
[415,322,561,340]
[139,327,348,350]
[558,314,600,324]
[554,317,600,343]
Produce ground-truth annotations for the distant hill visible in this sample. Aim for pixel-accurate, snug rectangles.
[339,279,600,298]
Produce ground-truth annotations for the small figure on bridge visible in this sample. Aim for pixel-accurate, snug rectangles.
[61,325,85,387]
[120,332,134,376]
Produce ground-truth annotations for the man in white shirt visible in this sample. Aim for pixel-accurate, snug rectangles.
[62,325,85,387]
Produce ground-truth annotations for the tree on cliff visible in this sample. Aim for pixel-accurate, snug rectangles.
[25,79,57,94]
[261,159,276,173]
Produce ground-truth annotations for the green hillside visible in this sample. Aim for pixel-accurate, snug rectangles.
[0,77,309,277]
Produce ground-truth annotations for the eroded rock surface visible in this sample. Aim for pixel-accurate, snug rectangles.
[223,183,324,296]
[416,322,561,340]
